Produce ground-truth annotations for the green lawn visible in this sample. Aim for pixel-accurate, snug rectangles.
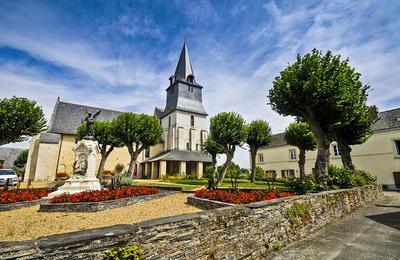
[134,178,290,191]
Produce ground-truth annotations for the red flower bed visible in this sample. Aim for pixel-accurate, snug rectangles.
[194,189,295,204]
[50,186,160,204]
[0,189,50,204]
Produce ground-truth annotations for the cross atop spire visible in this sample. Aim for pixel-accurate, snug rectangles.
[174,41,194,82]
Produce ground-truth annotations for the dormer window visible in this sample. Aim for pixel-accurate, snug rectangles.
[187,74,195,83]
[169,75,174,86]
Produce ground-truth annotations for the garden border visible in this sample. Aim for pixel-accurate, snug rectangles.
[0,185,383,259]
[0,198,49,212]
[39,190,178,212]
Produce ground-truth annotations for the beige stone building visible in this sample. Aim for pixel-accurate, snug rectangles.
[254,108,400,190]
[24,42,211,182]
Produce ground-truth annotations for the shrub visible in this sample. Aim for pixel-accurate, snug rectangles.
[203,165,214,179]
[119,177,133,187]
[194,189,295,204]
[14,149,28,166]
[288,175,325,191]
[275,177,289,183]
[0,189,49,204]
[50,186,159,203]
[284,202,310,226]
[355,169,377,185]
[115,163,125,174]
[106,243,145,260]
[328,165,356,188]
[254,167,265,181]
[186,173,198,180]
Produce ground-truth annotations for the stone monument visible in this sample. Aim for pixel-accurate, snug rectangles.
[47,111,102,198]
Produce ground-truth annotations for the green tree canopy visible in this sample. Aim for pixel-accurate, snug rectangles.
[0,96,47,146]
[334,105,378,170]
[14,149,29,167]
[77,120,123,176]
[210,112,246,185]
[112,113,163,175]
[246,119,272,182]
[268,49,370,184]
[284,122,317,178]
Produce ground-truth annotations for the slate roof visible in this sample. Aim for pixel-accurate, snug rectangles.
[265,108,400,148]
[174,41,194,81]
[154,107,165,119]
[372,108,400,132]
[266,133,287,148]
[47,101,123,135]
[144,150,212,163]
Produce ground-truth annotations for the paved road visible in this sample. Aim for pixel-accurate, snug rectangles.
[271,192,400,260]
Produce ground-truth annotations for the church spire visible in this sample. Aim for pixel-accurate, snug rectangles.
[174,41,194,82]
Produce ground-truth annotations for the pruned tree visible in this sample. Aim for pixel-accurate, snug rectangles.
[0,96,47,146]
[112,113,163,175]
[268,49,370,184]
[77,120,123,176]
[284,122,317,179]
[334,105,378,170]
[246,119,272,183]
[202,135,224,189]
[209,112,246,185]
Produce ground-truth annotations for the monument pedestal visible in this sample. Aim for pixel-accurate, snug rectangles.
[47,139,101,198]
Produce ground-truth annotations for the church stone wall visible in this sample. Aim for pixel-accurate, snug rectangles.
[34,142,60,181]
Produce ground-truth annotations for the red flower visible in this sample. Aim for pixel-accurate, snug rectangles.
[49,186,160,204]
[194,189,295,204]
[0,189,50,204]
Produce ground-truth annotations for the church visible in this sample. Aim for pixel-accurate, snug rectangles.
[24,42,212,182]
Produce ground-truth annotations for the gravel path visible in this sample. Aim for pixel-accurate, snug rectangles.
[0,193,200,241]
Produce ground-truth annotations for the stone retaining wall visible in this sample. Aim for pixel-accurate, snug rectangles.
[39,191,177,212]
[0,198,47,212]
[0,185,383,259]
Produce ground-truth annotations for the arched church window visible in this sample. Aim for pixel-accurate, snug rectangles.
[190,115,194,127]
[168,116,171,127]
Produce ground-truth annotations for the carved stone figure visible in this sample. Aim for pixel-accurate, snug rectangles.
[73,153,88,176]
[83,110,101,140]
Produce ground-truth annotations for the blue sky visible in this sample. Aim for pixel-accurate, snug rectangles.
[1,0,400,167]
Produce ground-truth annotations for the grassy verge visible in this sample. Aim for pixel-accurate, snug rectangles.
[134,178,290,191]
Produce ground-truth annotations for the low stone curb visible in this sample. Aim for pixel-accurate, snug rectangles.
[39,190,178,212]
[187,196,235,209]
[0,198,49,212]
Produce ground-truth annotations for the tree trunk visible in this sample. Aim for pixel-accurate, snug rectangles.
[208,155,217,190]
[337,140,355,170]
[216,150,234,185]
[250,148,257,183]
[298,148,306,179]
[127,144,145,175]
[97,145,114,177]
[307,115,330,185]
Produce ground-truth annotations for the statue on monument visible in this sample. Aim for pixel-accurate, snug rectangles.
[83,110,101,140]
[71,110,101,176]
